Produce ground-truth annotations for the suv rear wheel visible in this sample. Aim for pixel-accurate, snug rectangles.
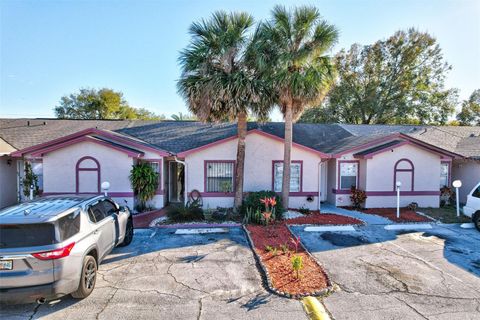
[71,255,97,299]
[473,212,480,232]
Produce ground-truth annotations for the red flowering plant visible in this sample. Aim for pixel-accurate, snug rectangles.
[260,197,277,226]
[290,235,301,253]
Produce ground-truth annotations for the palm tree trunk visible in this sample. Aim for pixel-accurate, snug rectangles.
[234,112,247,210]
[282,103,293,209]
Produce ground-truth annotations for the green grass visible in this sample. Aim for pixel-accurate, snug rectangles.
[418,206,472,224]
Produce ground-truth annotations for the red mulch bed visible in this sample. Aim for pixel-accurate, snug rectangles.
[132,208,167,228]
[356,207,432,222]
[284,211,363,225]
[246,223,329,296]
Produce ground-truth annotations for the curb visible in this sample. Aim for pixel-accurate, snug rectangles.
[242,225,334,299]
[302,296,331,320]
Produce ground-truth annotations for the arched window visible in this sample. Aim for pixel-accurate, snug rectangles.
[76,156,100,193]
[394,159,414,191]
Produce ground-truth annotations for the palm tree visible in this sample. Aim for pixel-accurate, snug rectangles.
[253,6,339,208]
[177,11,270,210]
[171,112,196,121]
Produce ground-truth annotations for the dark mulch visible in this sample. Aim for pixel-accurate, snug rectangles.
[284,211,363,225]
[246,223,329,296]
[356,207,432,222]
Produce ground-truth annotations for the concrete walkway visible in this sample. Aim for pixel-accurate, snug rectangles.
[320,203,392,225]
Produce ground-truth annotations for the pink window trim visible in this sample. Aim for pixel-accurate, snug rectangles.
[441,161,451,187]
[337,160,360,190]
[142,159,163,192]
[204,160,236,194]
[393,158,414,191]
[271,160,303,193]
[76,156,101,194]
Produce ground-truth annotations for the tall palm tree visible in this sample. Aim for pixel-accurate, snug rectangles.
[177,11,269,210]
[253,6,339,208]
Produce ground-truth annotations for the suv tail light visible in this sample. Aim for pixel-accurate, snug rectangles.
[32,242,75,260]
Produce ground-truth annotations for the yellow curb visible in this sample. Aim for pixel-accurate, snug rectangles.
[302,296,330,320]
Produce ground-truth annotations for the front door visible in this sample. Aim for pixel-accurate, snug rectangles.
[168,161,185,203]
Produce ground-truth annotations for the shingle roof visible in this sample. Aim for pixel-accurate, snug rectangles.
[0,118,158,150]
[353,140,403,157]
[1,118,479,158]
[407,126,480,159]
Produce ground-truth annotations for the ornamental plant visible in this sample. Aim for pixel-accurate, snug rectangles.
[22,162,40,198]
[290,236,301,253]
[350,186,367,209]
[291,255,304,279]
[129,162,159,212]
[241,191,284,219]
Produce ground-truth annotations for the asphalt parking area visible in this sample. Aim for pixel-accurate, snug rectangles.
[291,224,480,320]
[0,228,306,320]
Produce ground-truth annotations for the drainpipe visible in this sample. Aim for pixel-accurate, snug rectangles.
[173,156,187,205]
[318,161,322,211]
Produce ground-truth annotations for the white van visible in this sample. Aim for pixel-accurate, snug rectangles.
[463,182,480,231]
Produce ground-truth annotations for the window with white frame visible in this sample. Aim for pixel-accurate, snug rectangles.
[273,162,301,192]
[205,161,234,193]
[339,162,358,190]
[147,161,161,189]
[440,162,449,188]
[31,161,43,191]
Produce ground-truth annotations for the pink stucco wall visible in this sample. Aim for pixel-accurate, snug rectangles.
[185,132,324,210]
[38,141,164,209]
[364,144,441,208]
[452,159,480,203]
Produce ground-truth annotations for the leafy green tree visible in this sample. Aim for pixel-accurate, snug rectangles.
[54,88,164,120]
[251,5,338,208]
[299,29,458,125]
[456,89,480,126]
[178,11,271,210]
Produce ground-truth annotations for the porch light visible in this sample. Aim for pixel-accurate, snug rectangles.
[101,181,110,197]
[452,180,462,217]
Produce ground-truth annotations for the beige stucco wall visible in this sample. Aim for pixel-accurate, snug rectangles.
[0,156,18,209]
[185,132,324,209]
[452,159,480,203]
[0,138,16,155]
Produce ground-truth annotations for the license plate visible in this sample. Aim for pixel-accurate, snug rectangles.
[0,260,13,270]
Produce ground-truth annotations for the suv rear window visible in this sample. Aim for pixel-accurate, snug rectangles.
[57,211,81,241]
[0,224,56,248]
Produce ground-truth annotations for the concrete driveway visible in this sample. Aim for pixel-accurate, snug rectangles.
[291,223,480,320]
[0,228,306,320]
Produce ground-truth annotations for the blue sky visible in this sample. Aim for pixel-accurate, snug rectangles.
[1,0,479,121]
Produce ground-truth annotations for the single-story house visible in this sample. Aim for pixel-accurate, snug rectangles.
[0,119,479,210]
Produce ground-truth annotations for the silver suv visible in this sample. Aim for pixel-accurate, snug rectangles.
[0,195,134,304]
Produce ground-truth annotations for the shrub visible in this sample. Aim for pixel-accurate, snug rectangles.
[291,255,303,278]
[129,162,159,212]
[241,191,284,219]
[350,186,367,209]
[408,202,418,212]
[297,206,310,215]
[243,207,263,225]
[166,199,204,222]
[440,186,454,206]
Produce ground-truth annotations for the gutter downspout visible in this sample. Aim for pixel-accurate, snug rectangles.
[173,156,187,205]
[318,161,322,211]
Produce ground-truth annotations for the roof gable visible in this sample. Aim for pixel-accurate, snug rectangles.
[12,127,169,158]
